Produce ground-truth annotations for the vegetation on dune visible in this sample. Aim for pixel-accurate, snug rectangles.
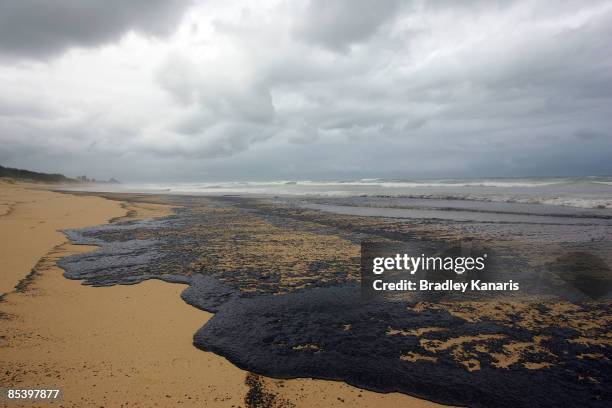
[0,164,76,183]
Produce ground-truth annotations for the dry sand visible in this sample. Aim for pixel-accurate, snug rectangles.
[0,180,447,407]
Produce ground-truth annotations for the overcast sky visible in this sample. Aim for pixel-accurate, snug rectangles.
[0,0,611,181]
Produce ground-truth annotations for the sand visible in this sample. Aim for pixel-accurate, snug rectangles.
[0,181,125,295]
[0,180,448,407]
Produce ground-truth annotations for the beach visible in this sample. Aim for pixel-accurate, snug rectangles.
[0,180,444,407]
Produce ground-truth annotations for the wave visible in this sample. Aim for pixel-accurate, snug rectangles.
[296,179,571,188]
[158,176,612,190]
[364,194,612,210]
[62,176,612,210]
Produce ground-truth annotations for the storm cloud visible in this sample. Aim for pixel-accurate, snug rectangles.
[0,0,191,58]
[0,0,611,181]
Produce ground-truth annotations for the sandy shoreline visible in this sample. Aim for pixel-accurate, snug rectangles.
[0,181,446,407]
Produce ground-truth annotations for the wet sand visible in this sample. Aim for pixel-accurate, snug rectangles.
[0,180,445,407]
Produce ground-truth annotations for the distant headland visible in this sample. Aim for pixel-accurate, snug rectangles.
[0,164,119,184]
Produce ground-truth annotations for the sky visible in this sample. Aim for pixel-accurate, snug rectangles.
[0,0,611,182]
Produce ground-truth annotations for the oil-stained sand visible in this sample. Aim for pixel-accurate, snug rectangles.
[1,183,444,408]
[59,193,612,408]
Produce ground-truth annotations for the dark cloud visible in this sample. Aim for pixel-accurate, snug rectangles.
[0,0,191,59]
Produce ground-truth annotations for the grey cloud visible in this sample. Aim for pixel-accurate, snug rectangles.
[155,52,276,157]
[138,122,275,160]
[574,129,606,141]
[2,0,612,181]
[0,96,57,118]
[0,0,192,59]
[157,54,275,125]
[294,0,404,52]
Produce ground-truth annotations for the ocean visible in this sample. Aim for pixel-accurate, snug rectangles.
[66,176,612,210]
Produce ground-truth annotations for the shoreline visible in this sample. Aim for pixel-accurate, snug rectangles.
[0,181,447,407]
